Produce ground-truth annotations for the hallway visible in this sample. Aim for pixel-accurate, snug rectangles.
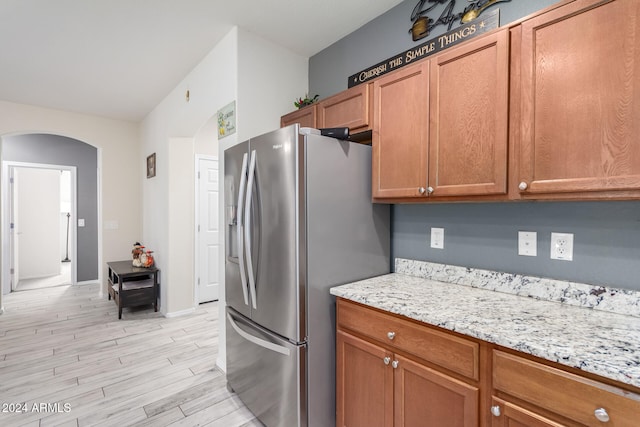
[14,262,72,292]
[0,284,260,426]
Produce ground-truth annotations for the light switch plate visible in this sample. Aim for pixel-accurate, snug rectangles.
[518,231,537,256]
[78,219,85,227]
[430,227,444,249]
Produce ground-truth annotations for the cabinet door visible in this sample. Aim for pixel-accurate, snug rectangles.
[373,62,429,199]
[280,105,317,128]
[519,0,640,196]
[318,84,372,132]
[429,29,509,197]
[490,398,565,427]
[336,330,393,427]
[394,354,479,427]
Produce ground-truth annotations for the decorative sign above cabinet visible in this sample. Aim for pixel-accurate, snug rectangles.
[348,8,499,88]
[410,0,511,41]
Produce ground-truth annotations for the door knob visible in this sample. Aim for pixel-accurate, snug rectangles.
[490,405,501,417]
[383,356,391,365]
[594,408,609,423]
[518,181,528,191]
[418,187,426,194]
[391,360,399,369]
[427,186,434,194]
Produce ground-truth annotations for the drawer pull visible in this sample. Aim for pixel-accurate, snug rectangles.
[518,181,528,191]
[490,405,501,417]
[387,331,396,340]
[418,187,426,194]
[383,356,391,365]
[594,408,610,423]
[392,360,399,369]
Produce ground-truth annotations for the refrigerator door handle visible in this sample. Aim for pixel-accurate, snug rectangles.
[226,312,291,356]
[236,153,250,306]
[244,149,258,310]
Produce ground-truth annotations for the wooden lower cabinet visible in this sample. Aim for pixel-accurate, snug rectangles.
[337,300,479,427]
[492,350,640,427]
[394,354,478,427]
[337,330,393,427]
[337,299,640,427]
[490,398,564,427]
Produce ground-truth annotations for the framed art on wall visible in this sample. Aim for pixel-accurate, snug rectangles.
[147,153,156,178]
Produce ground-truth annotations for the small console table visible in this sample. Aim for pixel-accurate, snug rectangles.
[107,261,160,319]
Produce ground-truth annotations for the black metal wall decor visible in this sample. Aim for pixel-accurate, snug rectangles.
[348,8,499,88]
[410,0,511,41]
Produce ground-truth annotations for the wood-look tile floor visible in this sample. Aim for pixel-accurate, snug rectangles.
[0,284,263,427]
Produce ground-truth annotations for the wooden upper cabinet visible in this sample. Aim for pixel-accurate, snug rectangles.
[518,0,640,198]
[429,29,509,197]
[372,62,430,199]
[372,29,509,201]
[280,105,317,129]
[317,84,372,132]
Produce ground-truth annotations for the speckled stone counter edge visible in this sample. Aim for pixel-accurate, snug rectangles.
[395,258,640,318]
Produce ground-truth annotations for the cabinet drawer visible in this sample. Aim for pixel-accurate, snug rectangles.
[337,299,479,380]
[493,350,640,427]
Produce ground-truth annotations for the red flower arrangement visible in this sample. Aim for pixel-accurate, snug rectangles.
[294,94,319,109]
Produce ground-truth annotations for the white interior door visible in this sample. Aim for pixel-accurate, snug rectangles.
[197,157,220,303]
[16,168,61,280]
[9,167,18,291]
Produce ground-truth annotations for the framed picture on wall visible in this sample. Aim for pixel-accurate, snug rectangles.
[147,153,156,178]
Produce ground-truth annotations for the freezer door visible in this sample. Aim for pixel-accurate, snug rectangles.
[224,141,251,318]
[226,307,306,427]
[246,125,303,342]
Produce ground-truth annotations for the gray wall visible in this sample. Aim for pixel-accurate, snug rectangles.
[309,0,640,291]
[2,134,98,282]
[393,202,640,290]
[310,0,559,98]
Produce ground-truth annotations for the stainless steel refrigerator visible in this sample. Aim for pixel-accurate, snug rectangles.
[224,124,390,427]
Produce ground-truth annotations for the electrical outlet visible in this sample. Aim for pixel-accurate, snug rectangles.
[430,227,444,249]
[550,232,573,261]
[518,231,537,256]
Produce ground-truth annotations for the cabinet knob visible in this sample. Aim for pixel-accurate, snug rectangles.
[387,331,396,340]
[518,181,528,191]
[418,187,426,194]
[383,356,391,365]
[392,360,399,369]
[427,186,434,194]
[490,405,501,417]
[594,408,610,423]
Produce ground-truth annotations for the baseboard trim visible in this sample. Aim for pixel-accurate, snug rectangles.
[164,307,196,318]
[77,280,100,286]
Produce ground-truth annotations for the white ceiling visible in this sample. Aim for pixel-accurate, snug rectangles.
[0,0,403,122]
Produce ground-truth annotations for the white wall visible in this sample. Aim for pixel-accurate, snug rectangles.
[0,100,141,310]
[16,168,60,280]
[140,26,308,370]
[140,28,239,316]
[236,29,309,141]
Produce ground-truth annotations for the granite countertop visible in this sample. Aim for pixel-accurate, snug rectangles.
[330,260,640,390]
